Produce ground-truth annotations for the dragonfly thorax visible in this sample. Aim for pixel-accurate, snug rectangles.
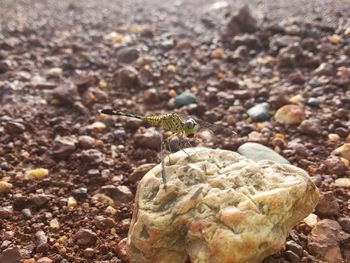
[183,118,199,137]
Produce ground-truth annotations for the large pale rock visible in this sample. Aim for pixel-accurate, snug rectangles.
[127,147,319,263]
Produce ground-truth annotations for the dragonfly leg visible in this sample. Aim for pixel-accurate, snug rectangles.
[160,138,167,190]
[179,138,193,161]
[162,138,172,165]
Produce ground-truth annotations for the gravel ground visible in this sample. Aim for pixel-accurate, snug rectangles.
[0,0,349,263]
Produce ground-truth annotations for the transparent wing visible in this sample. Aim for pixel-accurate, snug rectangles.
[176,112,237,137]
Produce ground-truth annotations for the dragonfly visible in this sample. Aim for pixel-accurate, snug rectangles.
[99,109,236,189]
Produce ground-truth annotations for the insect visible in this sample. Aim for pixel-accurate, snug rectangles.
[99,109,235,189]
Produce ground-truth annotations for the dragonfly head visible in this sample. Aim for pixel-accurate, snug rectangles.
[183,118,199,137]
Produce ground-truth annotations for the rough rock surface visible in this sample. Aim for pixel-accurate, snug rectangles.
[127,147,319,263]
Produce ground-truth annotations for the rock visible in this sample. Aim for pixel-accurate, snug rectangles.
[298,119,321,135]
[80,149,103,165]
[52,82,80,105]
[0,246,22,263]
[286,240,303,258]
[333,143,350,161]
[94,215,116,229]
[127,147,319,263]
[306,97,321,107]
[0,181,13,193]
[25,168,49,181]
[78,135,95,149]
[0,206,13,219]
[50,218,60,230]
[222,5,257,39]
[83,248,95,258]
[139,67,154,87]
[328,133,340,141]
[315,191,340,217]
[220,78,240,90]
[71,71,95,88]
[92,193,114,206]
[31,194,50,207]
[134,128,161,150]
[21,208,32,219]
[270,36,301,52]
[75,229,97,246]
[50,136,77,159]
[86,122,106,133]
[232,34,260,49]
[338,217,350,233]
[313,63,334,76]
[46,67,63,77]
[116,238,128,262]
[238,142,290,164]
[35,230,48,253]
[211,48,225,59]
[100,185,133,205]
[175,90,197,107]
[284,250,300,263]
[308,219,349,263]
[67,196,77,210]
[72,187,88,200]
[115,66,139,89]
[274,105,305,125]
[247,103,270,121]
[37,257,52,263]
[333,178,350,187]
[304,213,318,228]
[117,47,139,64]
[0,60,12,73]
[4,121,26,134]
[143,88,159,104]
[329,35,341,45]
[129,163,156,183]
[324,156,346,176]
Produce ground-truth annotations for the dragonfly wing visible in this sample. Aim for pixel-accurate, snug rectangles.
[176,112,236,136]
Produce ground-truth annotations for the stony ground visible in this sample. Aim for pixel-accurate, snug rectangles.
[0,0,350,263]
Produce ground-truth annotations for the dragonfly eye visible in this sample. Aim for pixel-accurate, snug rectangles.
[184,119,199,134]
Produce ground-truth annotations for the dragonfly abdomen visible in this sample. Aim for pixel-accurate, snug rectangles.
[100,109,144,120]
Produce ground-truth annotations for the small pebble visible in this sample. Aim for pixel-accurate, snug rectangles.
[105,206,117,215]
[306,97,321,107]
[78,135,95,149]
[37,257,52,263]
[67,196,77,210]
[211,48,225,59]
[304,213,318,228]
[92,193,114,206]
[99,80,108,89]
[50,218,60,229]
[75,229,97,246]
[129,163,156,183]
[333,178,350,187]
[274,105,305,125]
[83,248,95,258]
[338,217,350,233]
[289,94,303,104]
[328,134,340,141]
[0,181,13,193]
[315,191,340,217]
[247,103,270,121]
[21,208,32,219]
[298,119,321,135]
[175,90,197,107]
[329,34,341,44]
[333,143,350,161]
[47,67,63,77]
[87,122,106,132]
[25,168,49,181]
